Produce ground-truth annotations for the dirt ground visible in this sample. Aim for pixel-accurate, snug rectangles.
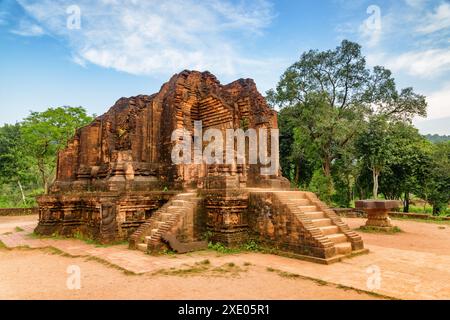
[1,215,450,300]
[0,249,378,300]
[344,217,450,256]
[0,215,38,234]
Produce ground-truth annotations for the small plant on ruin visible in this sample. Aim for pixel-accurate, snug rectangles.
[242,240,261,252]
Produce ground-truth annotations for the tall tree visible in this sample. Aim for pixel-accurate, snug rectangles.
[416,142,450,215]
[21,106,93,194]
[355,116,392,199]
[271,40,427,203]
[0,124,32,203]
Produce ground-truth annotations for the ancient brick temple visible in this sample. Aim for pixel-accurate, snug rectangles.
[36,70,366,264]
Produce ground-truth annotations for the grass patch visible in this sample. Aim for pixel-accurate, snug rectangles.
[207,239,276,255]
[2,232,12,235]
[160,248,177,256]
[358,226,402,234]
[14,226,24,232]
[154,264,210,277]
[277,271,301,279]
[0,240,7,250]
[154,261,244,277]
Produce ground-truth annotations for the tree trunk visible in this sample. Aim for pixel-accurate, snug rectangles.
[294,160,300,186]
[372,169,379,199]
[323,156,331,177]
[38,160,49,195]
[17,180,26,204]
[403,191,410,213]
[433,205,439,216]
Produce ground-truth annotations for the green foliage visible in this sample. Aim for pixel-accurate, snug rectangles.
[273,39,446,214]
[0,106,93,207]
[356,115,393,199]
[208,242,240,254]
[308,169,334,204]
[416,141,450,215]
[425,134,450,143]
[207,240,263,254]
[20,106,93,194]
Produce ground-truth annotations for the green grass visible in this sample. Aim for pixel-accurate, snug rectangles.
[358,226,402,234]
[153,260,244,277]
[407,204,449,216]
[14,226,24,232]
[207,239,271,255]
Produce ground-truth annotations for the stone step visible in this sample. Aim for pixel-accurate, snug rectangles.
[297,205,317,212]
[157,221,166,228]
[327,233,348,244]
[161,213,172,222]
[275,191,306,197]
[304,211,326,219]
[149,228,159,238]
[335,242,352,255]
[311,218,332,227]
[171,200,190,207]
[287,199,310,205]
[137,243,148,252]
[319,225,339,235]
[167,206,184,211]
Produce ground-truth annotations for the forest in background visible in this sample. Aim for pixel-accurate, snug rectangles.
[0,40,449,215]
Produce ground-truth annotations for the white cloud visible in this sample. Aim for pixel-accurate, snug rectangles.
[10,19,44,36]
[416,2,450,34]
[404,0,428,8]
[369,49,450,78]
[14,0,275,78]
[424,82,450,120]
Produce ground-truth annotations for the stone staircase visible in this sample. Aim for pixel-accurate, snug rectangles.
[273,191,365,261]
[129,193,204,253]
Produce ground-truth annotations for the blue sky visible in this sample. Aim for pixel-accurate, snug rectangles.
[1,0,449,134]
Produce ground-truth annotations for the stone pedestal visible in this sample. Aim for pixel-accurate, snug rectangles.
[355,200,401,231]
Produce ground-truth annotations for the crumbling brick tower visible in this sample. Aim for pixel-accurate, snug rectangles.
[36,70,366,264]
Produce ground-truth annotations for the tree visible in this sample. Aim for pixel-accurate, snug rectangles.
[0,124,33,204]
[20,106,93,194]
[417,142,450,215]
[272,40,371,178]
[271,40,428,205]
[355,116,392,199]
[378,123,432,211]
